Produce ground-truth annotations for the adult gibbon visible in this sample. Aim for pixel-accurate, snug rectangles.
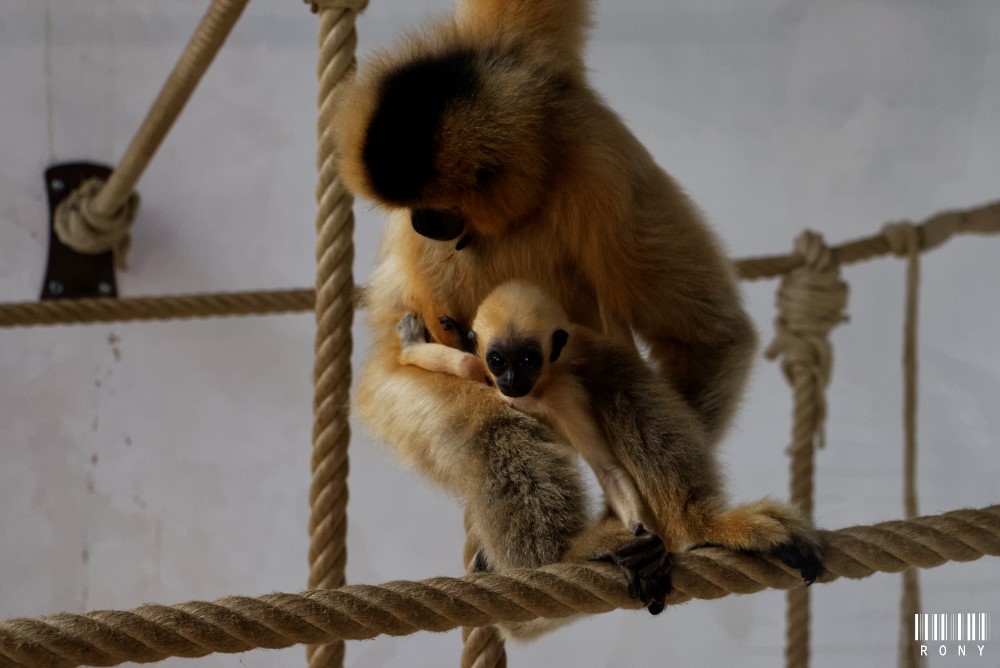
[330,0,814,629]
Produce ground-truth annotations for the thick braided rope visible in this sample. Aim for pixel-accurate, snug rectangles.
[54,0,251,269]
[0,506,996,668]
[307,2,365,666]
[883,223,925,668]
[764,232,848,668]
[0,290,314,328]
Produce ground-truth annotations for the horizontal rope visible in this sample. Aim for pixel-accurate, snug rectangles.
[735,198,999,280]
[0,290,314,328]
[0,505,996,667]
[2,199,996,329]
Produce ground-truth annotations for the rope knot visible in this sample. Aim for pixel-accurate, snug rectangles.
[766,231,849,451]
[54,178,139,271]
[304,0,369,13]
[881,221,921,257]
[793,230,836,273]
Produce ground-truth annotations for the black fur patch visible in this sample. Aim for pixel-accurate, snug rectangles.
[550,329,569,363]
[363,49,480,203]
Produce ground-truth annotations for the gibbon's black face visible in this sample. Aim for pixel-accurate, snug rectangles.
[484,329,569,398]
[485,338,544,398]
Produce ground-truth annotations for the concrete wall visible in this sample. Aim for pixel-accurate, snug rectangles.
[1,1,997,666]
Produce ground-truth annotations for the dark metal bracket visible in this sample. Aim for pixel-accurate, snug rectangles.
[40,162,118,300]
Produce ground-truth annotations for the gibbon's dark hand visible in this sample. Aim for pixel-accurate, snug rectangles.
[607,524,671,615]
[771,535,824,586]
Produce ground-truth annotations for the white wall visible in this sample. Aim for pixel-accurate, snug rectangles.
[1,1,998,666]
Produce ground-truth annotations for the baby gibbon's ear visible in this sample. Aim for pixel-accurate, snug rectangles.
[550,329,569,363]
[456,0,592,59]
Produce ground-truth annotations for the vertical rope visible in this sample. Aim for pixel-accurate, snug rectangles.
[765,232,849,668]
[883,223,924,668]
[461,514,507,668]
[54,0,252,269]
[307,1,366,666]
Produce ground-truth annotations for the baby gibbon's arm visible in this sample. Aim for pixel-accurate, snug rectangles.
[396,312,489,383]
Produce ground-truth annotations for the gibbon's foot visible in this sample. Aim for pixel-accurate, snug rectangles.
[472,549,491,573]
[396,312,427,347]
[771,536,823,585]
[605,524,671,615]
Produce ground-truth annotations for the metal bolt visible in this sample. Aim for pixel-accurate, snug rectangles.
[51,179,64,192]
[48,280,64,296]
[97,282,113,296]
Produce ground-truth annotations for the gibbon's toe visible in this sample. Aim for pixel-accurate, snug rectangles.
[396,312,426,346]
[472,549,491,573]
[772,536,823,586]
[438,315,459,332]
[609,529,672,614]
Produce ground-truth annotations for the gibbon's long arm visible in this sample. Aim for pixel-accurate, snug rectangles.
[565,115,758,447]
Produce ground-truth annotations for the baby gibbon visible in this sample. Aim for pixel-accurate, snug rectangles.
[398,281,822,612]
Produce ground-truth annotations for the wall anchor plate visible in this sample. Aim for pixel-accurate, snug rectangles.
[40,162,118,300]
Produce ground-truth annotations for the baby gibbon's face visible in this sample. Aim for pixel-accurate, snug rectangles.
[483,335,545,398]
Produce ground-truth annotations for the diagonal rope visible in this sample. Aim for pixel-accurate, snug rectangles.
[0,506,997,668]
[54,0,252,269]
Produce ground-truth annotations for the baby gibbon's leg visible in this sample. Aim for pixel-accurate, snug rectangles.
[397,312,489,383]
[526,380,651,535]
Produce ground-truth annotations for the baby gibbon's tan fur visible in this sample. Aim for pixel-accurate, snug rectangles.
[400,282,822,578]
[333,0,774,631]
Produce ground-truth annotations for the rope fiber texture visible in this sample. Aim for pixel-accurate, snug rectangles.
[0,290,314,328]
[54,179,139,271]
[734,199,1000,280]
[306,2,364,667]
[1,506,996,668]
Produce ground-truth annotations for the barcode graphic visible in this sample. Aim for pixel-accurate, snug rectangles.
[914,613,990,642]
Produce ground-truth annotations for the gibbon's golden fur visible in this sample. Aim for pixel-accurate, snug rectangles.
[330,0,800,632]
[398,281,822,611]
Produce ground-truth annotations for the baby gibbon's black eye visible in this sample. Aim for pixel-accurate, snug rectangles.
[487,353,506,371]
[519,352,539,369]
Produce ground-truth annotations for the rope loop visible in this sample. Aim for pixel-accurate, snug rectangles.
[792,230,836,272]
[54,178,140,270]
[304,0,369,13]
[766,231,849,451]
[881,221,921,257]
